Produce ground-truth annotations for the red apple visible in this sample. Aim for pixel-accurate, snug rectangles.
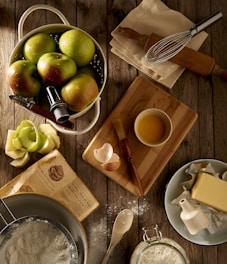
[8,60,42,97]
[37,52,77,86]
[61,73,99,112]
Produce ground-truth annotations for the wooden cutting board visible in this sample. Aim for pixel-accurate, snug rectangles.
[82,76,197,196]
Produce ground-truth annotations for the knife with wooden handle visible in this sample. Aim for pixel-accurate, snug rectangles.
[112,118,144,197]
[9,95,74,129]
[118,27,227,81]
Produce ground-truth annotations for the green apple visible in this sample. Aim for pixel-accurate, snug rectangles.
[8,60,42,97]
[77,65,96,79]
[61,73,99,112]
[24,33,57,64]
[59,29,95,67]
[37,52,77,86]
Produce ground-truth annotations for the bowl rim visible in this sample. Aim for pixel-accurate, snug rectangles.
[134,108,173,147]
[9,23,107,119]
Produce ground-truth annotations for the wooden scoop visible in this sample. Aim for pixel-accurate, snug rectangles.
[118,27,227,81]
[101,209,134,264]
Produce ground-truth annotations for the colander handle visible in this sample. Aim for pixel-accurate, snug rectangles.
[18,4,70,40]
[47,97,101,135]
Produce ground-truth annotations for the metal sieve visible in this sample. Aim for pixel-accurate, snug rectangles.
[0,198,79,264]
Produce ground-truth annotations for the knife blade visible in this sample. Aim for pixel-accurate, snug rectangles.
[9,95,74,129]
[112,118,144,197]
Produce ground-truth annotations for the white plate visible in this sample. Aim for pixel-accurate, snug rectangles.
[0,193,88,263]
[164,159,227,245]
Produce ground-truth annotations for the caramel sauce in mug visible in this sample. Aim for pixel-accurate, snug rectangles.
[137,114,166,144]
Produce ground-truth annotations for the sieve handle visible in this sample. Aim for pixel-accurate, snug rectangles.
[18,4,70,40]
[47,97,101,135]
[0,198,16,226]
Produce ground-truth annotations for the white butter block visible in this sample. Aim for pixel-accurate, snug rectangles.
[191,172,227,213]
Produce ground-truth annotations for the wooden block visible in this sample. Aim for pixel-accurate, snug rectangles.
[82,76,198,196]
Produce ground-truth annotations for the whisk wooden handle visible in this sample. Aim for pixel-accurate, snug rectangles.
[118,27,227,81]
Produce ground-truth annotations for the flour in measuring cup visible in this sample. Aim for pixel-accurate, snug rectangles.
[0,219,73,264]
[138,243,186,264]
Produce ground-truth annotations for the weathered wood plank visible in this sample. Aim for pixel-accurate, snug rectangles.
[0,0,226,263]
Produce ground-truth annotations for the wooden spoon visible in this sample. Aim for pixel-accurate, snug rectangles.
[101,209,134,264]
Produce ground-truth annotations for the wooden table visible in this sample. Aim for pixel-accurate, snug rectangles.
[0,0,226,263]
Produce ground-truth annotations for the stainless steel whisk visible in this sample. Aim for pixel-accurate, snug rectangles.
[145,11,223,65]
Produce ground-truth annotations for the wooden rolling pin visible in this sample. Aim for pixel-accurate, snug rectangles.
[118,27,227,81]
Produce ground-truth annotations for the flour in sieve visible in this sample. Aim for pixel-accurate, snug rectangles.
[0,219,74,264]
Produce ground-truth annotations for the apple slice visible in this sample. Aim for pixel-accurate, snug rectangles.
[10,152,30,168]
[39,123,60,148]
[39,123,58,135]
[50,134,61,149]
[38,136,55,155]
[5,130,26,159]
[16,120,34,130]
[12,136,24,150]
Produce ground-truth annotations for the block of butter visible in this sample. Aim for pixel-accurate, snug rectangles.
[191,172,227,213]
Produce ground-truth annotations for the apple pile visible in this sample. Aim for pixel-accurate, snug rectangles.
[8,29,100,112]
[5,120,60,168]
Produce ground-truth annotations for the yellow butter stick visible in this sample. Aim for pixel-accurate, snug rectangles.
[191,172,227,213]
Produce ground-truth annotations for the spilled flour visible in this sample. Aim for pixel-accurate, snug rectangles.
[90,196,151,238]
[87,196,151,263]
[0,218,75,264]
[106,196,151,218]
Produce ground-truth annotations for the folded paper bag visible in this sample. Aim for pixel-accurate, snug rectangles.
[0,150,99,222]
[110,0,208,88]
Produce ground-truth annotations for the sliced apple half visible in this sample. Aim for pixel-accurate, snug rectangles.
[17,124,42,152]
[5,120,61,168]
